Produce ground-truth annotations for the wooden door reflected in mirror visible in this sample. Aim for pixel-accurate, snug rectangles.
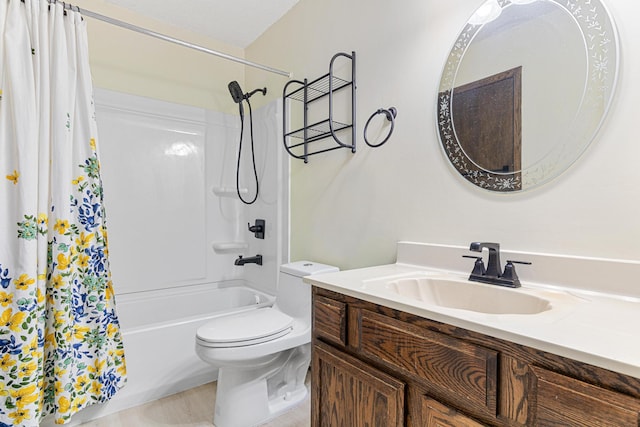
[451,67,522,191]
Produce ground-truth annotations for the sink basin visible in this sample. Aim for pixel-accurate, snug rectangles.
[382,276,552,315]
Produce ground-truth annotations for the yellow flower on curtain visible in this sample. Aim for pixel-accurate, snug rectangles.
[53,219,70,235]
[11,384,39,408]
[0,291,13,307]
[1,308,27,332]
[36,287,45,304]
[57,396,70,413]
[8,408,31,424]
[74,376,90,393]
[24,337,40,358]
[5,169,19,185]
[53,310,67,328]
[106,323,118,338]
[73,325,90,340]
[14,273,35,290]
[90,381,101,395]
[71,396,87,413]
[87,359,105,376]
[56,253,70,270]
[105,280,114,300]
[53,381,65,396]
[38,213,48,227]
[44,332,56,348]
[0,354,16,370]
[51,275,63,289]
[78,253,90,268]
[75,232,94,248]
[19,361,38,378]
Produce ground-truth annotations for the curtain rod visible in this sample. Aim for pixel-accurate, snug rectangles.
[51,1,292,78]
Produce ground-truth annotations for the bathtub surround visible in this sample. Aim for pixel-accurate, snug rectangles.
[93,89,286,296]
[0,2,127,426]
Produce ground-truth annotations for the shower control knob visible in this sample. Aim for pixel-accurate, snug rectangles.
[248,219,265,239]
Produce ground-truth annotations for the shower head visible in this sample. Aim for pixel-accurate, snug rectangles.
[228,81,268,119]
[228,81,268,103]
[228,81,244,104]
[228,80,245,119]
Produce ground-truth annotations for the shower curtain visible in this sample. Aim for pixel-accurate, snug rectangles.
[0,1,126,425]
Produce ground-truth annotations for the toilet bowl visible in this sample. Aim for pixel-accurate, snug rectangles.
[195,261,338,427]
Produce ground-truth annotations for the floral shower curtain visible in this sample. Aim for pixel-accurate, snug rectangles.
[0,1,126,425]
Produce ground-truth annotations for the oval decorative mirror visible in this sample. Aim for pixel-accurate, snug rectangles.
[437,0,619,192]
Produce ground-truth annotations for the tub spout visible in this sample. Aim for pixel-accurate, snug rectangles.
[234,254,263,266]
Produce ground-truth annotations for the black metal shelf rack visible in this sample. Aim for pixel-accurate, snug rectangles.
[282,51,356,163]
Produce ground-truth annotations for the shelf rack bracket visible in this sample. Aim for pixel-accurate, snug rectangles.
[282,51,356,163]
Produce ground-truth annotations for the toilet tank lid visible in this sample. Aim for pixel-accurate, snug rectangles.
[280,261,339,277]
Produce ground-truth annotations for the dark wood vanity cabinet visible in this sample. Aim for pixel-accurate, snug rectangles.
[311,287,640,427]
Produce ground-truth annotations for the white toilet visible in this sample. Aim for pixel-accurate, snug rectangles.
[195,261,338,427]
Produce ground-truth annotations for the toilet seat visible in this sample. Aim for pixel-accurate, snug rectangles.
[196,308,294,348]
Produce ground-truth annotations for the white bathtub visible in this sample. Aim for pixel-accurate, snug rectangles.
[46,281,274,426]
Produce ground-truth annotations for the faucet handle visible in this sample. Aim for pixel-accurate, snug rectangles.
[501,260,531,287]
[463,255,486,277]
[507,260,532,265]
[247,219,265,239]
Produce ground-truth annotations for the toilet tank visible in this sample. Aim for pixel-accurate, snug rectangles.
[277,261,339,320]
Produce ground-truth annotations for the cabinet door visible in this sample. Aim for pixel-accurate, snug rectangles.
[532,366,640,426]
[502,359,640,426]
[414,395,489,427]
[312,341,405,427]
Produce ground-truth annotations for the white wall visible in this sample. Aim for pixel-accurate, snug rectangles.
[73,0,245,112]
[247,0,640,273]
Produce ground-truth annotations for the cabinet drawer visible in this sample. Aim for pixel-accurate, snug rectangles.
[354,309,498,415]
[530,366,640,426]
[313,295,347,347]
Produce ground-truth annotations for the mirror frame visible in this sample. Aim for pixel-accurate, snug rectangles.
[437,0,619,192]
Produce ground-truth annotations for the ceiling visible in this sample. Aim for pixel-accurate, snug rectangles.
[102,0,299,48]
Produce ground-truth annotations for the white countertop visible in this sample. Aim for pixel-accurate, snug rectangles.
[305,262,640,380]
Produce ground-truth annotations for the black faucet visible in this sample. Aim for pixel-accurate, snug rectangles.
[469,242,502,277]
[465,242,530,288]
[234,254,263,266]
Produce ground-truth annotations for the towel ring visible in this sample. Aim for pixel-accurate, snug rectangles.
[364,107,397,148]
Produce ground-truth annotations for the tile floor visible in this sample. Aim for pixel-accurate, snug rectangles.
[78,380,310,427]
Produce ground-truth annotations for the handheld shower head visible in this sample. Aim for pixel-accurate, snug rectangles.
[228,80,245,119]
[228,81,267,102]
[226,80,267,206]
[228,81,244,104]
[228,81,268,120]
